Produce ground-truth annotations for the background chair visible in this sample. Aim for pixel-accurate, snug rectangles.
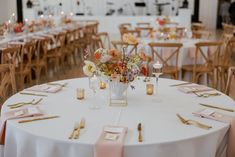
[182,41,223,86]
[0,64,16,108]
[149,42,183,79]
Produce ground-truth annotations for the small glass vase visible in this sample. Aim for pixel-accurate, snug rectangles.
[109,80,128,106]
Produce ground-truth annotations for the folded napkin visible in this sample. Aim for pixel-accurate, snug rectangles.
[95,126,128,157]
[0,106,43,145]
[26,84,62,93]
[193,109,235,157]
[178,85,214,93]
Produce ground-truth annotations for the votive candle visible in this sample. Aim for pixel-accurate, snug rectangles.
[146,84,154,95]
[77,88,85,100]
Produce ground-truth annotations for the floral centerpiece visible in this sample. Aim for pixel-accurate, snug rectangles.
[83,47,142,83]
[83,34,147,103]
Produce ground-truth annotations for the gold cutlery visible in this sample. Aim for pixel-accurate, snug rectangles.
[20,92,48,97]
[79,118,86,129]
[176,114,212,130]
[137,123,143,142]
[8,99,35,107]
[47,82,68,87]
[69,122,80,139]
[199,103,234,112]
[18,116,59,123]
[193,92,221,98]
[71,118,86,139]
[9,98,43,109]
[170,82,191,87]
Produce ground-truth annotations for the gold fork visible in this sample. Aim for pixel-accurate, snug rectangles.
[176,114,212,130]
[69,122,80,139]
[8,99,35,107]
[9,98,43,109]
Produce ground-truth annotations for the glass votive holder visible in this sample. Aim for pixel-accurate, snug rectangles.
[100,81,106,89]
[146,84,154,95]
[77,88,85,100]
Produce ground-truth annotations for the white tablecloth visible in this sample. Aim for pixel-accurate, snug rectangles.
[2,77,235,157]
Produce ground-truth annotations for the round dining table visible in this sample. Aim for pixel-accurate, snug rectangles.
[1,77,235,157]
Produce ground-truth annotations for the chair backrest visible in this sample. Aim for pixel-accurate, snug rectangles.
[194,41,223,69]
[1,46,21,67]
[222,23,235,34]
[225,66,235,95]
[97,32,111,49]
[111,41,138,55]
[120,29,141,39]
[35,37,49,64]
[0,64,16,107]
[20,41,37,70]
[192,30,212,39]
[135,27,154,38]
[149,42,183,68]
[191,22,206,31]
[223,37,235,67]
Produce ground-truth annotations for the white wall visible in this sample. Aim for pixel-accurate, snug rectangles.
[0,0,17,23]
[199,0,218,30]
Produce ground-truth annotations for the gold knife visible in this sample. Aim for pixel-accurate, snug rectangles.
[18,116,59,123]
[170,82,191,87]
[20,92,48,97]
[199,103,234,112]
[137,123,143,142]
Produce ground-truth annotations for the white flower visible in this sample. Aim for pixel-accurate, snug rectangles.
[100,55,112,63]
[83,60,96,77]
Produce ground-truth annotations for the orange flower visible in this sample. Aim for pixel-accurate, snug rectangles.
[94,52,101,60]
[141,66,148,76]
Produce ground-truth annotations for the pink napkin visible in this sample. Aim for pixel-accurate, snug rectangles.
[26,84,62,93]
[0,106,43,145]
[95,126,128,157]
[193,109,235,157]
[178,85,214,93]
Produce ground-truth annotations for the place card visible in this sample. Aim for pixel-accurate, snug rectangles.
[27,107,40,114]
[104,133,119,141]
[104,126,124,134]
[14,110,24,117]
[200,109,215,116]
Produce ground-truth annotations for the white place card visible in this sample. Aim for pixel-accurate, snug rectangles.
[27,107,40,114]
[104,133,119,141]
[104,127,124,134]
[200,109,215,116]
[14,110,24,117]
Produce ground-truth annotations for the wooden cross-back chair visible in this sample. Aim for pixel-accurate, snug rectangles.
[31,37,49,84]
[192,30,212,39]
[111,41,138,55]
[97,32,111,49]
[222,23,235,34]
[64,29,77,66]
[1,46,21,89]
[120,29,141,39]
[17,40,37,89]
[191,22,206,31]
[182,41,223,86]
[149,42,183,79]
[46,32,66,75]
[224,66,235,96]
[0,64,16,108]
[214,37,235,91]
[136,27,154,38]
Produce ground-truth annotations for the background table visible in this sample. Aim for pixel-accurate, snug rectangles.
[2,77,235,157]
